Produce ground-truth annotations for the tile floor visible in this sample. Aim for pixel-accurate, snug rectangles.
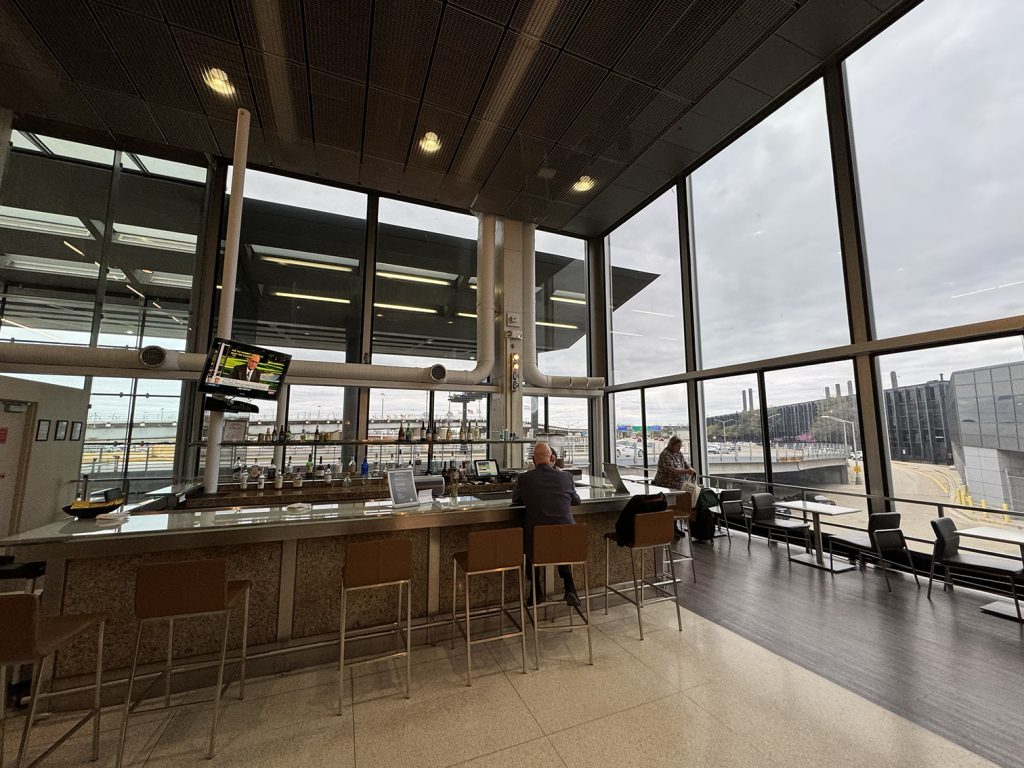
[4,599,999,768]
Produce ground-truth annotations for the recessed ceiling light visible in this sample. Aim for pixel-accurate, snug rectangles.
[537,320,577,330]
[419,132,442,153]
[63,240,86,257]
[375,302,437,315]
[572,175,595,193]
[273,291,351,305]
[457,312,477,319]
[203,68,235,97]
[261,255,353,273]
[377,271,449,286]
[142,268,154,274]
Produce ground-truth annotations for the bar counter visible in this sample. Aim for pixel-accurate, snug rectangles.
[2,478,680,687]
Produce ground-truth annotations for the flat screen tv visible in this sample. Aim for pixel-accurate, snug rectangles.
[198,337,291,401]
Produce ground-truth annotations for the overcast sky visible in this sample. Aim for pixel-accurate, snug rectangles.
[7,0,1023,438]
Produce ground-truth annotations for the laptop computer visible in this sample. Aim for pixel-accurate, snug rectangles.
[602,462,631,493]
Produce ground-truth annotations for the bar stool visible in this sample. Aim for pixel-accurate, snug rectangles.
[338,538,413,715]
[0,557,46,594]
[604,510,683,640]
[0,593,105,768]
[666,493,697,584]
[451,528,527,685]
[529,524,592,669]
[116,559,251,767]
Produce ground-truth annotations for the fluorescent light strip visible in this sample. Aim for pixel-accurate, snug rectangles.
[377,271,450,286]
[273,291,351,305]
[611,330,642,337]
[631,309,674,317]
[63,240,86,257]
[260,255,353,272]
[375,302,437,315]
[537,321,577,330]
[457,312,477,319]
[126,285,146,300]
[551,296,586,305]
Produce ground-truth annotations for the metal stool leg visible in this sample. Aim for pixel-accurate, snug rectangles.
[405,580,412,699]
[927,561,936,599]
[499,570,505,637]
[604,537,610,615]
[337,586,347,716]
[907,552,920,588]
[464,572,471,687]
[450,559,457,648]
[207,611,231,759]
[532,565,541,670]
[115,623,144,768]
[92,621,105,761]
[15,659,41,768]
[239,587,250,700]
[1,664,7,766]
[164,617,174,707]
[583,564,593,665]
[517,565,527,676]
[667,544,682,632]
[630,549,643,641]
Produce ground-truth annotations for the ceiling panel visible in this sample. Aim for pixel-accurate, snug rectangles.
[0,0,906,235]
[423,7,503,114]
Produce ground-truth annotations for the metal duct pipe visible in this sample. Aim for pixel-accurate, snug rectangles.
[446,213,497,386]
[521,224,604,390]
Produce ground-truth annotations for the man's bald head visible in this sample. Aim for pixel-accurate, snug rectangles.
[532,442,552,466]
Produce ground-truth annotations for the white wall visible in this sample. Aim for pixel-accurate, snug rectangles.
[0,376,89,533]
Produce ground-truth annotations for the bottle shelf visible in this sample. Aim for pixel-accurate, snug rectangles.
[194,439,535,447]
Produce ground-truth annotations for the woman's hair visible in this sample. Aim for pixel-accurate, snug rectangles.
[667,435,683,450]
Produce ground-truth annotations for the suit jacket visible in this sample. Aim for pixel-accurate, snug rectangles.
[231,365,261,382]
[512,464,580,554]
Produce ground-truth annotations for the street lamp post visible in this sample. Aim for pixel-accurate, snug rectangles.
[822,415,860,484]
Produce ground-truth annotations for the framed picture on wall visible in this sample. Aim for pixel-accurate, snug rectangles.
[70,421,83,441]
[55,420,69,440]
[36,419,50,441]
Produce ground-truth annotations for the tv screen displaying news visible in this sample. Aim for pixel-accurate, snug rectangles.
[198,338,291,401]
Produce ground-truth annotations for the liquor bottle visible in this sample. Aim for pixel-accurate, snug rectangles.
[271,426,278,442]
[419,421,426,441]
[398,420,405,442]
[305,453,313,478]
[360,456,369,480]
[300,427,307,442]
[314,426,320,443]
[431,422,439,442]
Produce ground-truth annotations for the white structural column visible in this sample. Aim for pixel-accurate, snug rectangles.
[204,108,251,494]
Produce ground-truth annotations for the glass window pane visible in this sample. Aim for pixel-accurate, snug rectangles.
[534,231,588,377]
[764,361,860,471]
[611,390,644,468]
[878,338,1024,553]
[36,135,115,166]
[701,374,762,482]
[644,383,690,475]
[373,200,477,370]
[691,81,847,368]
[546,396,590,472]
[225,169,367,358]
[846,0,1024,337]
[608,189,684,385]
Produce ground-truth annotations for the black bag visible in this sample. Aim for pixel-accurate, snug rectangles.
[689,488,719,542]
[614,493,667,545]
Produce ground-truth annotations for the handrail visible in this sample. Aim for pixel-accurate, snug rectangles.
[699,472,1024,562]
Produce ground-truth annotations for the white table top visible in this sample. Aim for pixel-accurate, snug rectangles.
[957,526,1024,546]
[774,500,860,517]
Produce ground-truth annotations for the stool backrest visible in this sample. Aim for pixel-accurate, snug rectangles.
[615,492,667,544]
[632,510,674,548]
[0,593,38,662]
[533,524,588,565]
[467,528,523,571]
[673,493,693,519]
[135,559,229,619]
[344,537,413,588]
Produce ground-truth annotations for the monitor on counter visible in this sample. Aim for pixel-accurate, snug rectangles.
[474,459,499,479]
[387,469,421,510]
[198,337,291,401]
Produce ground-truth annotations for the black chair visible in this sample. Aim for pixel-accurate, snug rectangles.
[873,525,921,592]
[928,517,1023,622]
[746,493,810,557]
[716,489,743,540]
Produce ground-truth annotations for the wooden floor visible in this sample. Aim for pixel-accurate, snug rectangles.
[670,531,1024,768]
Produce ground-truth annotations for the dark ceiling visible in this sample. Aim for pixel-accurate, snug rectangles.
[0,0,909,236]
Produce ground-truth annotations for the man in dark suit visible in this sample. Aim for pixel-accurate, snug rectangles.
[512,442,581,607]
[231,353,262,382]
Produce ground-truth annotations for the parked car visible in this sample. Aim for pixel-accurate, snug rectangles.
[849,451,862,460]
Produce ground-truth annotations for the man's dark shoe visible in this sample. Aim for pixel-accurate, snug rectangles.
[564,589,581,608]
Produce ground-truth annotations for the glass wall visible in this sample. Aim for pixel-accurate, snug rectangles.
[534,231,588,377]
[701,374,761,475]
[607,188,684,385]
[610,390,644,468]
[691,81,847,368]
[644,383,689,470]
[846,0,1024,339]
[373,200,477,369]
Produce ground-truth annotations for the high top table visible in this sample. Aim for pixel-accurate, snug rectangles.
[774,500,860,573]
[956,525,1024,622]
